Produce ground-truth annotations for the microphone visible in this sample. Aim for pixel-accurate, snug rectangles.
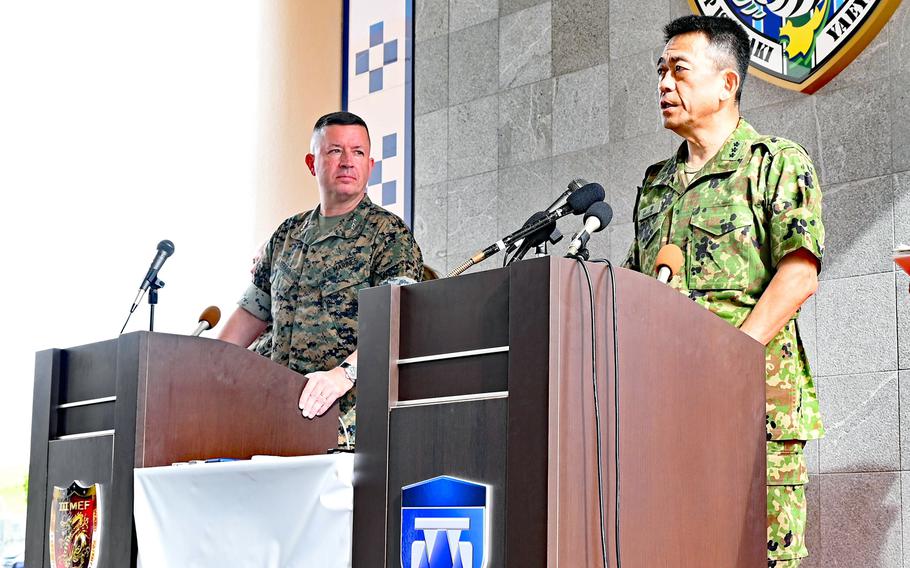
[191,306,222,336]
[508,211,558,264]
[448,183,605,276]
[142,240,175,290]
[548,178,588,214]
[507,178,588,259]
[567,178,587,191]
[566,201,613,257]
[120,239,176,335]
[129,240,175,312]
[655,244,683,284]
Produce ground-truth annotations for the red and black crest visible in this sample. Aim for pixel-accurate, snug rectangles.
[49,481,101,568]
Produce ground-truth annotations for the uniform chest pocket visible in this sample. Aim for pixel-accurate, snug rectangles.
[637,203,668,274]
[270,262,298,297]
[269,262,301,321]
[320,266,370,334]
[687,205,755,290]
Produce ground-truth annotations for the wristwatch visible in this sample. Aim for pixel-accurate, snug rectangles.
[340,361,357,385]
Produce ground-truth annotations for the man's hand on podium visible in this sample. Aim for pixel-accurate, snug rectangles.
[299,364,354,419]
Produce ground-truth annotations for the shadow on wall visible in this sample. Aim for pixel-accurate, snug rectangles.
[805,469,902,567]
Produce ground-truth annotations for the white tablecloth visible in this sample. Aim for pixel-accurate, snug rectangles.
[134,454,354,568]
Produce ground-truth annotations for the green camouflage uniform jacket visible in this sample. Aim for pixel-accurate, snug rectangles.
[239,195,423,445]
[623,119,824,443]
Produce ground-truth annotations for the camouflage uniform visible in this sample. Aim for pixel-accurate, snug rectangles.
[623,119,823,565]
[249,324,273,358]
[239,195,423,446]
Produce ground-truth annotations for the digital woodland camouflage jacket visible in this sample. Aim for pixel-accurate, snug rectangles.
[624,119,825,442]
[240,195,423,444]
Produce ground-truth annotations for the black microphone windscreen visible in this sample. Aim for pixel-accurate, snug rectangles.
[522,211,556,247]
[566,183,605,213]
[584,201,613,232]
[157,239,175,256]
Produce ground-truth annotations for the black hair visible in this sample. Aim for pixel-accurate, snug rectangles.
[313,111,370,136]
[663,15,750,103]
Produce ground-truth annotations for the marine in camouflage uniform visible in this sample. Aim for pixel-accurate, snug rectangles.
[239,195,423,445]
[624,117,823,565]
[219,111,423,449]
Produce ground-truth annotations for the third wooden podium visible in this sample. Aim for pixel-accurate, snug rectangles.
[353,256,766,567]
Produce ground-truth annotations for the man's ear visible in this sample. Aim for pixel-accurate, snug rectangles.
[305,153,316,176]
[720,69,740,102]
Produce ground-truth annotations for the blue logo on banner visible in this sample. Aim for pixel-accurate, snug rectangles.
[401,476,489,568]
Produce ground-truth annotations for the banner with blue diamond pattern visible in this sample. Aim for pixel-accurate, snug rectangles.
[343,0,413,227]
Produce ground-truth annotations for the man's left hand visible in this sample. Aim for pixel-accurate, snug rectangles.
[299,367,353,419]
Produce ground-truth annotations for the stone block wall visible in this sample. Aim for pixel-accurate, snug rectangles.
[412,0,910,564]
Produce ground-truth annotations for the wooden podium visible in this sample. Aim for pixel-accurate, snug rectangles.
[25,332,337,568]
[354,257,766,567]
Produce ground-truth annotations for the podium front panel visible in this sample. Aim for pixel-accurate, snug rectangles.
[386,399,508,567]
[43,436,115,568]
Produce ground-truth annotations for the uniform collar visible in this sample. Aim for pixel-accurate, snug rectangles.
[651,118,758,192]
[292,194,373,244]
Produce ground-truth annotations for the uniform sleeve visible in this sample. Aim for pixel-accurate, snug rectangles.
[765,147,824,269]
[371,217,424,286]
[622,238,641,272]
[621,240,639,271]
[238,238,274,321]
[622,185,644,271]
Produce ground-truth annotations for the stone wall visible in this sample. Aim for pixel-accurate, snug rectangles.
[412,0,910,564]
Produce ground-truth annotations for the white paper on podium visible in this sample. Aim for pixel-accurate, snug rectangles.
[134,454,354,568]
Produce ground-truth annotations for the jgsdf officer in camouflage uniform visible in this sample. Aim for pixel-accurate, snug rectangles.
[623,16,823,566]
[218,111,423,446]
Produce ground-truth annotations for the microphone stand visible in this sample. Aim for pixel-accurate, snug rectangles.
[147,278,164,332]
[565,233,591,261]
[448,211,568,277]
[507,226,563,266]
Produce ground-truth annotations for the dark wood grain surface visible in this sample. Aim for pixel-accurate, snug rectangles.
[26,331,338,568]
[355,257,765,567]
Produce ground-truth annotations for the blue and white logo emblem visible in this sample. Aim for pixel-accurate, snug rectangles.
[401,476,489,568]
[689,0,901,93]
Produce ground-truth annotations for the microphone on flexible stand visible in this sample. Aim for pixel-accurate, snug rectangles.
[448,182,605,277]
[191,306,222,336]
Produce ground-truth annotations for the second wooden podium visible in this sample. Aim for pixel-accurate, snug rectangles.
[25,332,338,568]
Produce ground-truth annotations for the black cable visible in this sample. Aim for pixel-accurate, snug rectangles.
[592,257,621,568]
[574,257,609,568]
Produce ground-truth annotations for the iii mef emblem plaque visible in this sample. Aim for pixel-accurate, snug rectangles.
[689,0,902,93]
[49,481,102,568]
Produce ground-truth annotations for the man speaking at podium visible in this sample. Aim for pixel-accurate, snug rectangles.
[623,16,824,567]
[218,111,423,447]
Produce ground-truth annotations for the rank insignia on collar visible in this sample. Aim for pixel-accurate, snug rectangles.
[689,0,900,93]
[401,476,490,568]
[49,481,102,568]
